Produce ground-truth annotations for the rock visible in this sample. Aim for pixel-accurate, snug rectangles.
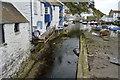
[109,58,120,66]
[67,61,71,64]
[73,48,79,56]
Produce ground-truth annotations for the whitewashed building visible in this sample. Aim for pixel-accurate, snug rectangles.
[118,1,120,11]
[48,2,64,29]
[101,15,114,22]
[0,2,31,78]
[2,0,47,36]
[42,1,65,31]
[2,0,65,36]
[109,10,120,21]
[80,12,94,20]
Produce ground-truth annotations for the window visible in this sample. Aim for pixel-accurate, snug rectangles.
[45,7,48,14]
[14,23,20,32]
[0,24,5,44]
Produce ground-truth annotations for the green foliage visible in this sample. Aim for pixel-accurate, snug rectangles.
[92,8,104,19]
[87,16,96,20]
[64,2,104,19]
[64,2,89,14]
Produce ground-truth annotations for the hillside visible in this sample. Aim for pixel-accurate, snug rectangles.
[63,2,104,19]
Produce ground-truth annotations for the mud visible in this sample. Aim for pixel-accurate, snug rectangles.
[85,32,119,78]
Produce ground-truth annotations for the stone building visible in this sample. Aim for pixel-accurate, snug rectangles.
[0,2,31,78]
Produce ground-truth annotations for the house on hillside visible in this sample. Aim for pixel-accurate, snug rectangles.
[0,2,31,78]
[80,12,94,20]
[101,15,113,22]
[109,10,120,21]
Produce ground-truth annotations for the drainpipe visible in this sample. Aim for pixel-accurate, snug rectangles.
[30,0,33,40]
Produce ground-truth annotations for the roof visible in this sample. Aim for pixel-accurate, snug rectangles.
[46,0,63,6]
[48,2,62,6]
[0,2,28,24]
[109,10,120,13]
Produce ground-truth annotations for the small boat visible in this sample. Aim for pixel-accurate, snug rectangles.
[108,25,120,31]
[100,29,110,36]
[64,21,69,27]
[73,48,79,56]
[92,27,102,31]
[82,21,87,24]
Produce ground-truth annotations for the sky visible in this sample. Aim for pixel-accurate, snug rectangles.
[94,0,120,15]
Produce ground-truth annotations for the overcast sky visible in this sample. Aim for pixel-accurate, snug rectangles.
[94,0,120,15]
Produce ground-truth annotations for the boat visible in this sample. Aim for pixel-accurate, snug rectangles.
[64,21,69,27]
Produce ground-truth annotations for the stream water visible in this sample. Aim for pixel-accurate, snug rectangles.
[38,23,81,78]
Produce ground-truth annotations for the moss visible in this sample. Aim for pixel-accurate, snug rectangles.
[85,33,94,38]
[26,61,44,78]
[77,35,89,78]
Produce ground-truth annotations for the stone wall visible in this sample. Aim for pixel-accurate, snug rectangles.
[0,23,31,79]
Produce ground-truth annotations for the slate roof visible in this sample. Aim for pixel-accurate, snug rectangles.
[0,2,28,24]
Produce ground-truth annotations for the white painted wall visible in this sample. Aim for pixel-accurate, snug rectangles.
[81,12,94,19]
[101,15,114,22]
[0,23,31,78]
[113,13,120,21]
[2,0,46,35]
[118,1,120,10]
[32,1,46,34]
[51,6,60,29]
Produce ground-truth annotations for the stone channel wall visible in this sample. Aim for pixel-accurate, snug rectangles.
[77,34,89,79]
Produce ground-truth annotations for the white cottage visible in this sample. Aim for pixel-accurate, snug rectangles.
[109,10,120,21]
[44,1,64,30]
[101,15,114,22]
[2,0,47,36]
[0,2,31,78]
[49,2,61,28]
